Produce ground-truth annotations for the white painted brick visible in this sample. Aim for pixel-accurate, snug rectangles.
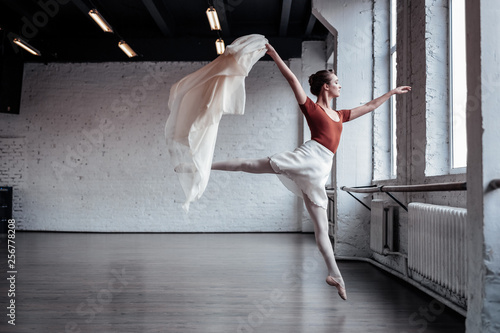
[0,61,301,232]
[0,137,26,228]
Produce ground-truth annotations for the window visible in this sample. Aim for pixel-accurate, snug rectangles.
[450,0,467,170]
[390,0,397,177]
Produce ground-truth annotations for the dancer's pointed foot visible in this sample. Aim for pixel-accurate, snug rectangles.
[326,276,347,301]
[174,163,196,173]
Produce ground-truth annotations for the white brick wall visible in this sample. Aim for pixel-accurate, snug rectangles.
[0,137,26,228]
[0,61,302,232]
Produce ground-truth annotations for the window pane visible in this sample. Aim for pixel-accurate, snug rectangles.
[391,51,397,175]
[451,0,467,169]
[390,0,397,177]
[391,0,397,44]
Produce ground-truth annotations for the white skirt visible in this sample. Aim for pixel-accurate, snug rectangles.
[269,140,333,209]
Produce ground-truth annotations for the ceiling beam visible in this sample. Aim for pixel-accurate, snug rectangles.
[1,0,58,36]
[70,0,92,16]
[279,0,292,37]
[213,0,230,36]
[1,0,36,20]
[141,0,172,37]
[305,13,316,37]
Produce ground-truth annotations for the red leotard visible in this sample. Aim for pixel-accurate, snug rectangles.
[299,97,351,154]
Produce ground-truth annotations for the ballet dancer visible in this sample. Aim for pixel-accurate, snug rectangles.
[211,44,411,300]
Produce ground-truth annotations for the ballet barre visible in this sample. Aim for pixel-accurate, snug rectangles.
[340,181,467,212]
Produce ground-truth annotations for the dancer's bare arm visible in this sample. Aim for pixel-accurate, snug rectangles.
[349,86,411,120]
[266,44,307,105]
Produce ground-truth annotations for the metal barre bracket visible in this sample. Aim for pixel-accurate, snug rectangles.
[487,179,500,192]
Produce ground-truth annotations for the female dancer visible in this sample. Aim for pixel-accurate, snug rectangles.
[212,44,411,300]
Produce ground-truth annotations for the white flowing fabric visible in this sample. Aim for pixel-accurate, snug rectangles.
[165,34,268,211]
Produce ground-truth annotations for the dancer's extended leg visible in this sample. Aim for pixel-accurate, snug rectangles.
[211,158,275,174]
[302,192,347,300]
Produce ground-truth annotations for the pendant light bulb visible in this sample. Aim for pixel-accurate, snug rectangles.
[13,38,41,56]
[216,38,225,55]
[89,9,114,33]
[206,6,221,30]
[118,40,138,58]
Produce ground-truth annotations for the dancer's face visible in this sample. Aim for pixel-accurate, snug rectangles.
[328,74,341,98]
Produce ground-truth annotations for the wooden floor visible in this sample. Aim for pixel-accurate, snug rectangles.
[0,232,465,333]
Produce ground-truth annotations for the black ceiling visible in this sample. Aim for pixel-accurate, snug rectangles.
[0,0,329,63]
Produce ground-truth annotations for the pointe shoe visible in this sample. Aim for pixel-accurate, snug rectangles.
[174,163,196,173]
[326,276,347,301]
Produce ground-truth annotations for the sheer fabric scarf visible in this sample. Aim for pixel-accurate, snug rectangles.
[165,34,268,211]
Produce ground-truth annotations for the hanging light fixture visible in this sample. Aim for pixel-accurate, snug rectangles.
[206,3,224,55]
[215,38,225,55]
[206,6,221,30]
[89,9,114,33]
[13,38,41,56]
[118,40,138,58]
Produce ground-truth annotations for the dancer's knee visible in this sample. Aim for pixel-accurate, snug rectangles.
[239,159,253,172]
[241,158,273,173]
[315,226,330,243]
[315,222,329,236]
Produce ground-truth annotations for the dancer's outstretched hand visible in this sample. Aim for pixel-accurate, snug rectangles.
[393,86,412,94]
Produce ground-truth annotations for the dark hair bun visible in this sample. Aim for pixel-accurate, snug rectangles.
[308,70,334,96]
[308,74,316,86]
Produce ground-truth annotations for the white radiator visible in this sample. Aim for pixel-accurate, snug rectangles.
[408,203,467,298]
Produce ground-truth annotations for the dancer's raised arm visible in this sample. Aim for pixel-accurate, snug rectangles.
[349,86,411,121]
[266,44,307,105]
